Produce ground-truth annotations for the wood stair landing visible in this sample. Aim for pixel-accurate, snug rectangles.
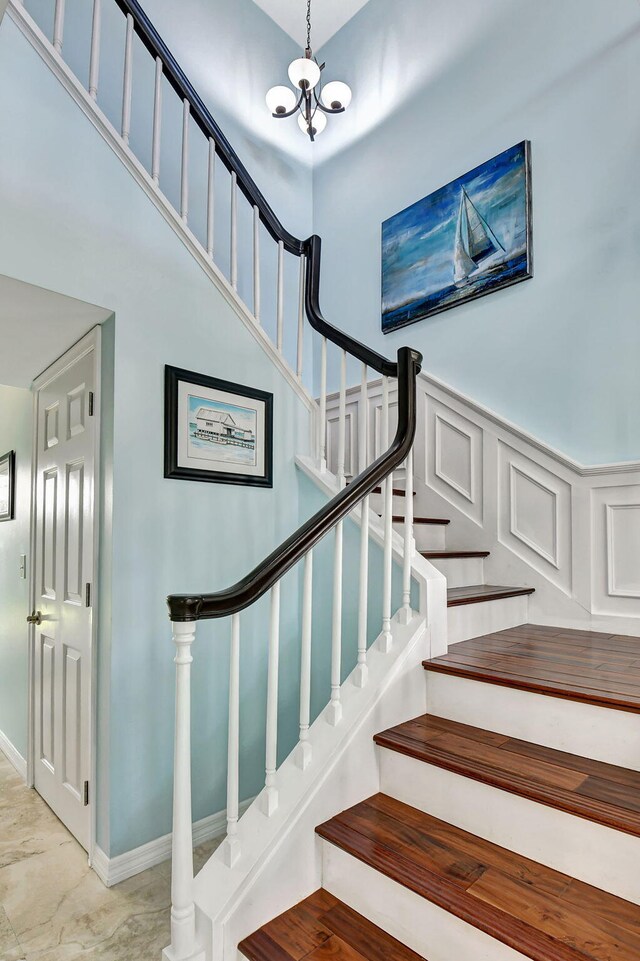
[423,624,640,713]
[446,584,534,606]
[238,889,427,961]
[422,550,490,560]
[374,714,640,837]
[316,794,640,961]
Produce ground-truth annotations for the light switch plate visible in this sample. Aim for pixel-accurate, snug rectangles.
[19,554,26,579]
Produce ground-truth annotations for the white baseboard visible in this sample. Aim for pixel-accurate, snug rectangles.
[0,728,27,781]
[92,797,254,887]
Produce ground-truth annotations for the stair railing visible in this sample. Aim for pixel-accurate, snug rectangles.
[10,3,423,959]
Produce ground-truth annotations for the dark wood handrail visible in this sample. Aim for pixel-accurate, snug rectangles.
[167,346,422,621]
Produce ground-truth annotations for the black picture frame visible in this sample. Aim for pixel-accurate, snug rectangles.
[164,366,273,488]
[0,450,16,522]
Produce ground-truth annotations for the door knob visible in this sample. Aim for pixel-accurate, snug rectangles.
[26,611,43,625]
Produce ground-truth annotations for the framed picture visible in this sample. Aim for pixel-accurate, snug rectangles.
[164,366,273,487]
[382,141,533,332]
[0,450,15,521]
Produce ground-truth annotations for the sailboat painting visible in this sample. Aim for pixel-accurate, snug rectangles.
[382,142,532,332]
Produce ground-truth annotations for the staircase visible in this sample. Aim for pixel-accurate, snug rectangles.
[240,623,640,961]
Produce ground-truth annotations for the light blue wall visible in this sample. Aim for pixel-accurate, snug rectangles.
[0,15,315,856]
[312,0,640,464]
[0,386,32,760]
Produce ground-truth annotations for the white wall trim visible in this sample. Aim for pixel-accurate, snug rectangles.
[325,372,640,477]
[92,797,255,887]
[0,728,27,781]
[6,0,316,421]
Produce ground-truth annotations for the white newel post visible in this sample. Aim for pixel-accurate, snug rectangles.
[163,621,205,961]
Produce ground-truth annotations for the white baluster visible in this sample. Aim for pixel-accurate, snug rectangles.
[206,139,216,257]
[319,336,327,471]
[276,241,284,352]
[223,613,241,867]
[88,0,101,100]
[180,99,190,223]
[297,551,313,769]
[354,363,370,688]
[53,0,65,53]
[121,13,134,146]
[296,255,305,380]
[230,172,238,290]
[381,376,393,652]
[263,582,280,817]
[337,349,347,488]
[359,363,369,474]
[253,205,261,324]
[164,621,205,961]
[151,57,162,184]
[327,521,343,725]
[401,447,415,625]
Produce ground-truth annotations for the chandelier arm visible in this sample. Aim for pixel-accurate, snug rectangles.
[271,89,305,120]
[313,88,346,115]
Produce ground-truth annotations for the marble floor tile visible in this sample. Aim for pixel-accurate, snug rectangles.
[0,751,222,960]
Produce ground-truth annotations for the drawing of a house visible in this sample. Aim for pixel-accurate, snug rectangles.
[194,408,255,449]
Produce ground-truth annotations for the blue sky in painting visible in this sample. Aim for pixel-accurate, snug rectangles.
[382,142,528,316]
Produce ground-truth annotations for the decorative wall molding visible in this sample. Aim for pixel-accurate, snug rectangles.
[0,728,27,781]
[91,796,255,887]
[326,371,640,626]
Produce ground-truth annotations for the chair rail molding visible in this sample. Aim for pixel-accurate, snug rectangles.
[325,371,640,633]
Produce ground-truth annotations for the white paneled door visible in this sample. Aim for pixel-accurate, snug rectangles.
[31,332,99,852]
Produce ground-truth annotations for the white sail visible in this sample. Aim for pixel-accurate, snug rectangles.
[453,192,477,285]
[453,187,504,286]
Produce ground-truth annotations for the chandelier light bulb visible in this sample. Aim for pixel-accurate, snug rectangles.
[266,85,298,115]
[288,57,321,91]
[321,81,352,111]
[298,111,327,137]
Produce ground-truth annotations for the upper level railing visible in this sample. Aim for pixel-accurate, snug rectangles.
[11,2,423,957]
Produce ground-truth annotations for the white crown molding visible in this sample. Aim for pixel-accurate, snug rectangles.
[91,796,255,887]
[324,371,640,477]
[6,0,315,418]
[0,728,27,781]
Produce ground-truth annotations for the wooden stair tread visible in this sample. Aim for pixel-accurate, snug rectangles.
[423,625,640,713]
[238,889,428,961]
[392,515,450,525]
[422,550,490,559]
[374,714,640,836]
[316,794,640,961]
[447,584,534,606]
[372,486,415,497]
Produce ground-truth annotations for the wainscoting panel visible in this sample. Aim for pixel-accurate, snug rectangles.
[426,397,483,525]
[592,485,640,615]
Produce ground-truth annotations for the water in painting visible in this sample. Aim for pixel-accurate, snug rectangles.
[187,394,257,467]
[382,141,532,332]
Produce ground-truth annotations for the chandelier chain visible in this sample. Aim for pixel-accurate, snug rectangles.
[306,0,312,51]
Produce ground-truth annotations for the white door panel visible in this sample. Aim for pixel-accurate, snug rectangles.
[32,341,96,851]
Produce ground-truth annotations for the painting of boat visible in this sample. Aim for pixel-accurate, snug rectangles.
[382,141,532,331]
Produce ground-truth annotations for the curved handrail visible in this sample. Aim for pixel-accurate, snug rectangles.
[167,346,422,621]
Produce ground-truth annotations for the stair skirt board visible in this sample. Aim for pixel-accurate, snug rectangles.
[322,842,531,961]
[378,747,640,904]
[425,671,640,771]
[447,595,530,643]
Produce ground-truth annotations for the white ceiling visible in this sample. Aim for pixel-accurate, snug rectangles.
[251,0,372,50]
[0,275,112,389]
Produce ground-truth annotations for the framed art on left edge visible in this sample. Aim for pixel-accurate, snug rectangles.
[164,366,274,488]
[0,450,16,521]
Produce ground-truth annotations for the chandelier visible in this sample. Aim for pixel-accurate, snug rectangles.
[265,0,352,141]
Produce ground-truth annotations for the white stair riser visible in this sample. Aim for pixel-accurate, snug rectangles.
[379,748,640,905]
[322,842,531,961]
[426,671,640,771]
[447,594,529,643]
[428,555,485,588]
[370,493,412,515]
[392,521,447,551]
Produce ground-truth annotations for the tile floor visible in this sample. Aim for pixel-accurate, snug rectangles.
[0,751,220,960]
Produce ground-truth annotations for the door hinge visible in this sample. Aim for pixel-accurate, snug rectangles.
[88,391,94,416]
[83,780,89,806]
[85,583,91,608]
